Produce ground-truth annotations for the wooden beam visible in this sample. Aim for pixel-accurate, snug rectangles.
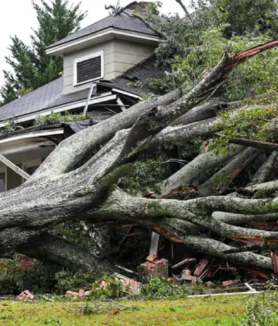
[149,232,160,256]
[0,155,30,180]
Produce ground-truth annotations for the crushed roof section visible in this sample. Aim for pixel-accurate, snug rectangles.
[47,10,157,50]
[99,55,169,95]
[0,56,168,122]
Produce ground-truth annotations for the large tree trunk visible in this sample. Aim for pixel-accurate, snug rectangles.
[2,40,278,274]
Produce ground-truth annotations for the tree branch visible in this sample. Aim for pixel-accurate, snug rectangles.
[175,0,192,21]
[19,232,114,272]
[231,138,278,151]
[132,12,168,39]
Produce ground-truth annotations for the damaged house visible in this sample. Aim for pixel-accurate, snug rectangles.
[0,1,165,192]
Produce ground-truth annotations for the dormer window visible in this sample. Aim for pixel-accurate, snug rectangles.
[74,51,104,86]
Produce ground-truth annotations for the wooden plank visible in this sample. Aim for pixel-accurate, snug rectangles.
[149,232,160,256]
[172,258,196,270]
[194,260,209,277]
[83,83,96,116]
[0,155,30,180]
[117,97,127,111]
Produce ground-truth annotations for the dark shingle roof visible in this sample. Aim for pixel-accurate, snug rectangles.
[0,78,63,121]
[0,56,168,122]
[47,11,157,50]
[99,55,169,96]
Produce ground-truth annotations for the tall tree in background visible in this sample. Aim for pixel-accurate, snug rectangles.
[0,0,86,106]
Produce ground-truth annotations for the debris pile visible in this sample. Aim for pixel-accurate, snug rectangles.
[16,290,36,302]
[66,273,141,299]
[141,256,168,278]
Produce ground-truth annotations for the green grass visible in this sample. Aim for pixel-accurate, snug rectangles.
[0,294,251,326]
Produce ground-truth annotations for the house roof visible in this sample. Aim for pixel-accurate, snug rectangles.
[0,56,168,123]
[99,55,169,96]
[0,78,63,122]
[47,10,157,50]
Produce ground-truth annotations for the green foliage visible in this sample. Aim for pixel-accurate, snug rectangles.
[141,277,186,300]
[138,0,278,98]
[119,158,170,194]
[210,105,278,154]
[128,73,178,96]
[55,270,99,295]
[173,29,278,99]
[35,111,88,126]
[232,292,278,326]
[208,0,278,38]
[0,254,60,295]
[0,116,24,135]
[0,0,86,105]
[55,270,125,299]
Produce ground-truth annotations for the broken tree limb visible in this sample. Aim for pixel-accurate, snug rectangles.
[213,211,278,225]
[157,144,245,196]
[175,0,192,21]
[252,151,278,184]
[231,138,278,151]
[223,243,278,254]
[132,12,168,39]
[198,148,261,196]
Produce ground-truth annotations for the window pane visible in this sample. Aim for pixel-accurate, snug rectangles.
[27,166,39,175]
[0,173,6,192]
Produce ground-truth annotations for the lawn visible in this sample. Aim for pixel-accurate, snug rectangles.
[0,294,252,326]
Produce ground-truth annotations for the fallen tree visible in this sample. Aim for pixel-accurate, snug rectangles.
[2,39,278,274]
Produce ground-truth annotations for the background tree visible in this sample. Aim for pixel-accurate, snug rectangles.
[0,0,86,106]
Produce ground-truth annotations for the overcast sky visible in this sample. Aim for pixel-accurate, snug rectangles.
[0,0,190,87]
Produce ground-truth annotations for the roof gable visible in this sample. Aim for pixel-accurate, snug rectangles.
[47,11,157,51]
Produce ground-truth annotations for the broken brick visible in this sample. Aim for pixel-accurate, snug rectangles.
[222,279,241,287]
[141,259,168,278]
[146,254,158,262]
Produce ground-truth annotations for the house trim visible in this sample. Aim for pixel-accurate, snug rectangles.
[112,88,142,99]
[73,51,104,86]
[0,129,64,145]
[46,28,162,56]
[0,93,118,128]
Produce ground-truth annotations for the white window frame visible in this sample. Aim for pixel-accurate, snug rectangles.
[0,166,7,192]
[74,51,104,86]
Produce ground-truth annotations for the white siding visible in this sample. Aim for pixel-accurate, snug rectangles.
[62,38,155,94]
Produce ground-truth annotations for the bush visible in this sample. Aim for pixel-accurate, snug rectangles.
[141,277,186,300]
[55,270,99,295]
[234,292,278,326]
[0,255,60,295]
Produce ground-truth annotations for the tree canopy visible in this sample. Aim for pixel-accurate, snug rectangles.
[0,0,86,106]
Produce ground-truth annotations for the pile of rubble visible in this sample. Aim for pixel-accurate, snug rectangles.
[139,254,271,294]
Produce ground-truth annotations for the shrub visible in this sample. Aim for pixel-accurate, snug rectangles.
[0,254,59,295]
[141,277,186,300]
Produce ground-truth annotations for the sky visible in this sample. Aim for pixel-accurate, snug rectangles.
[0,0,190,87]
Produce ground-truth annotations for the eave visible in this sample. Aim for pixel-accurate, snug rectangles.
[46,27,162,57]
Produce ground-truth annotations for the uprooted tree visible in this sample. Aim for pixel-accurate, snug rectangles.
[3,1,278,275]
[2,38,278,273]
